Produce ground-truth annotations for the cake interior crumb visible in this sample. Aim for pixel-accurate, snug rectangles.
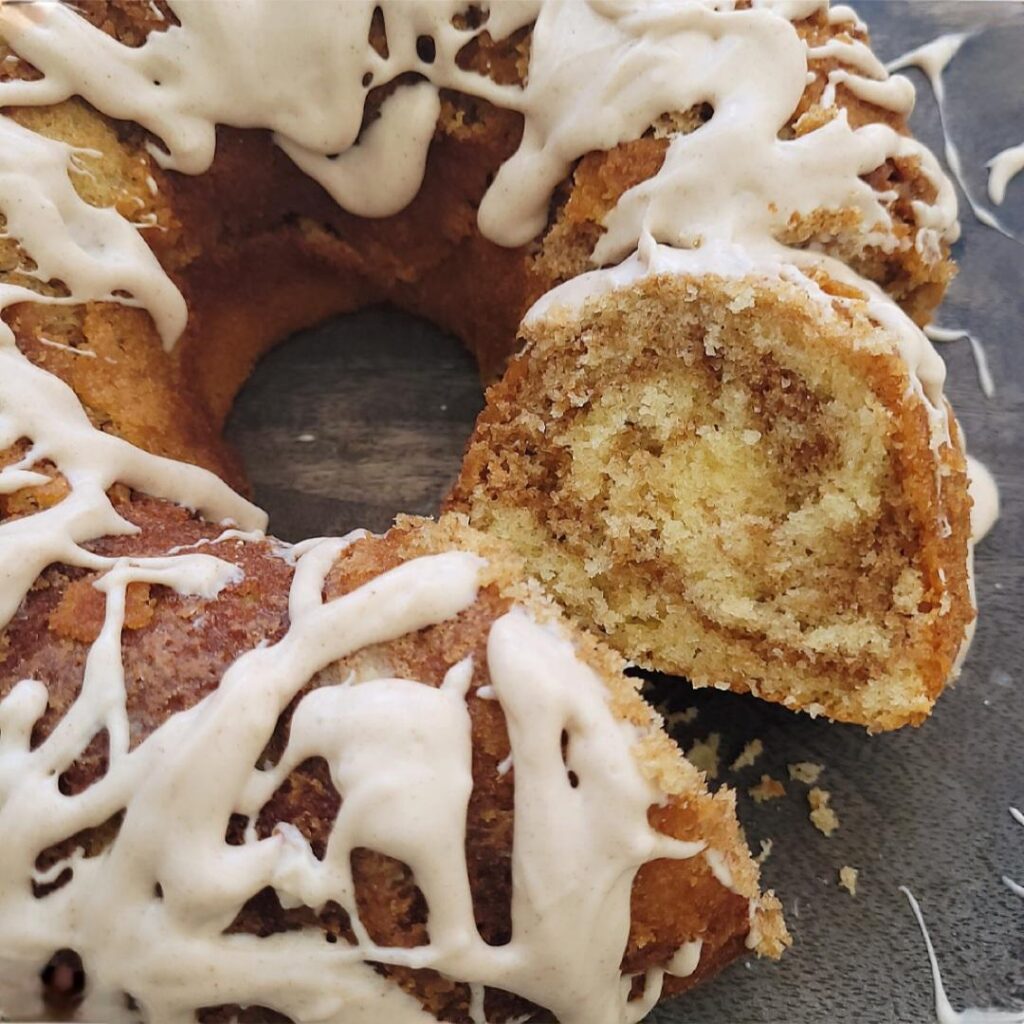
[839,864,859,895]
[809,787,840,836]
[749,774,786,803]
[788,761,824,784]
[731,738,764,772]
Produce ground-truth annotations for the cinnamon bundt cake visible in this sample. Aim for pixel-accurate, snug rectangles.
[0,0,981,1019]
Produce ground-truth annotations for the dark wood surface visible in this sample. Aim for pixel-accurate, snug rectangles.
[225,4,1024,1021]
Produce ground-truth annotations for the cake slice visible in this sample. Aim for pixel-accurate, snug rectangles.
[449,256,974,731]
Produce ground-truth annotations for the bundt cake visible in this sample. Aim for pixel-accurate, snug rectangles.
[0,0,982,1019]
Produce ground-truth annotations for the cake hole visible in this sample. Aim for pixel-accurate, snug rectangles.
[463,690,514,948]
[453,4,489,30]
[224,888,353,946]
[40,948,86,1014]
[477,988,545,1023]
[32,866,72,899]
[225,308,483,541]
[198,1004,294,1024]
[416,35,436,64]
[225,812,249,846]
[560,729,579,788]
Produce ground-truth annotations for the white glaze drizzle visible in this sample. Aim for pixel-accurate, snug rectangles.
[901,888,1024,1024]
[965,456,999,545]
[0,0,957,265]
[0,0,960,443]
[0,56,729,1009]
[1003,807,1024,900]
[988,144,1024,206]
[887,34,1014,239]
[926,325,995,400]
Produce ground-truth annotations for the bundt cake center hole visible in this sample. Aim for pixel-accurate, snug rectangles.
[225,308,484,542]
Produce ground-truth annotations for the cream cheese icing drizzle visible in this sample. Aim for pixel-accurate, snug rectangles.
[887,33,1014,239]
[0,0,956,261]
[965,456,999,545]
[901,888,1024,1024]
[988,144,1024,207]
[0,0,960,445]
[1003,807,1024,900]
[881,24,1024,215]
[926,325,995,400]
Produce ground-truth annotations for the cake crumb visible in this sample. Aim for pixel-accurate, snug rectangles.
[755,838,774,865]
[838,865,858,895]
[730,738,764,772]
[749,774,786,803]
[686,732,721,779]
[808,787,839,836]
[788,761,824,784]
[665,706,699,728]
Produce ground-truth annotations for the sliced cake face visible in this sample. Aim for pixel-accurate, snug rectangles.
[0,512,786,1023]
[450,267,974,731]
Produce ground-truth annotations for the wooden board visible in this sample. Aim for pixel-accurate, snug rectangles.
[226,4,1024,1020]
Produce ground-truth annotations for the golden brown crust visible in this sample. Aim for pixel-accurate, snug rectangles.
[0,507,787,1021]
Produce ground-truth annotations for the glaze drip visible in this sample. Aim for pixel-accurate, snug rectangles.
[902,888,1024,1024]
[0,0,956,340]
[887,33,1016,239]
[988,144,1024,207]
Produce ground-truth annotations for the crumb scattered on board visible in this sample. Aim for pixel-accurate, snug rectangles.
[664,706,699,728]
[749,774,786,803]
[808,787,839,836]
[686,732,721,779]
[755,838,773,864]
[730,738,764,772]
[838,865,858,896]
[788,761,823,784]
